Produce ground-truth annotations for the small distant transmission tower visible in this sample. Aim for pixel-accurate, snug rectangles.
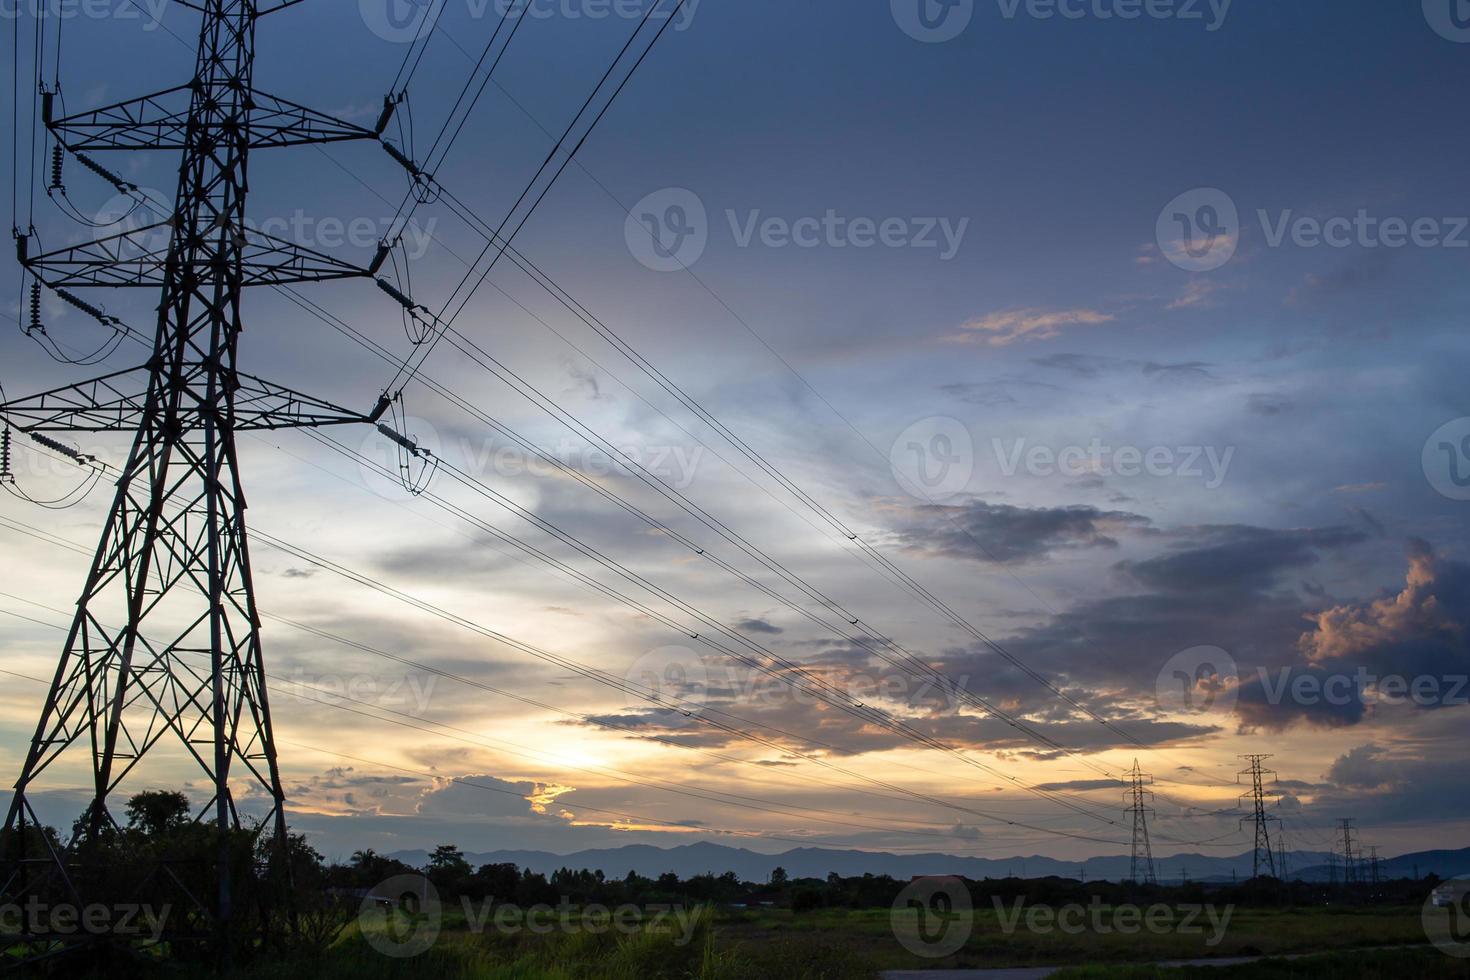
[1368,846,1381,888]
[2,0,413,959]
[1338,819,1360,887]
[1124,760,1158,885]
[1275,830,1290,881]
[1238,754,1279,878]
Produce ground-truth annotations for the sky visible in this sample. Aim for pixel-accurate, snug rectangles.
[0,0,1467,868]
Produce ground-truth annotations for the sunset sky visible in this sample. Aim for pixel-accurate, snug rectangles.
[1,0,1467,866]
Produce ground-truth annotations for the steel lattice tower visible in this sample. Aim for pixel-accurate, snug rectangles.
[1338,818,1360,886]
[1124,759,1157,885]
[1237,754,1280,879]
[2,0,408,955]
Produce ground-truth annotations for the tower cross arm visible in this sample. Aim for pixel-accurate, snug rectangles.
[22,224,376,289]
[46,87,392,152]
[0,366,388,433]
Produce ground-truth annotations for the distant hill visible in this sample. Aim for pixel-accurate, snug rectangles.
[385,840,1470,883]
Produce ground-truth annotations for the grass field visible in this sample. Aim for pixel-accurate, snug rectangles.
[72,903,1441,978]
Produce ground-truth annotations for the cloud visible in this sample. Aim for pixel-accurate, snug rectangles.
[1246,393,1293,416]
[1324,743,1395,789]
[1298,539,1470,684]
[735,617,784,635]
[943,308,1115,347]
[1116,525,1366,596]
[1030,353,1214,382]
[892,500,1153,565]
[1165,280,1223,311]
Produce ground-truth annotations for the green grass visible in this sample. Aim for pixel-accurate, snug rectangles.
[36,903,1434,979]
[715,904,1429,971]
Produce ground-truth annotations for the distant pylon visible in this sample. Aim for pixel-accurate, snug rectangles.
[1276,830,1290,881]
[1338,819,1360,887]
[1237,754,1279,878]
[1368,845,1381,887]
[1124,759,1158,885]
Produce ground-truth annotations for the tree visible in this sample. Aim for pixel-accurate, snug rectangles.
[770,866,789,887]
[429,843,471,877]
[125,790,190,836]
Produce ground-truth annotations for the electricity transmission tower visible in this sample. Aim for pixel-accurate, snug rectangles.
[1238,754,1279,878]
[1338,819,1360,887]
[2,0,412,955]
[1275,831,1289,882]
[1124,759,1157,885]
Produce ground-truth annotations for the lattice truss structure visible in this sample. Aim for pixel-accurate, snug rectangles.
[0,0,416,949]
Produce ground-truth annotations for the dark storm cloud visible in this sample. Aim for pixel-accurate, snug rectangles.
[1030,353,1215,383]
[735,617,784,635]
[1298,539,1470,692]
[893,499,1153,565]
[926,522,1371,722]
[1234,665,1369,732]
[1116,525,1366,595]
